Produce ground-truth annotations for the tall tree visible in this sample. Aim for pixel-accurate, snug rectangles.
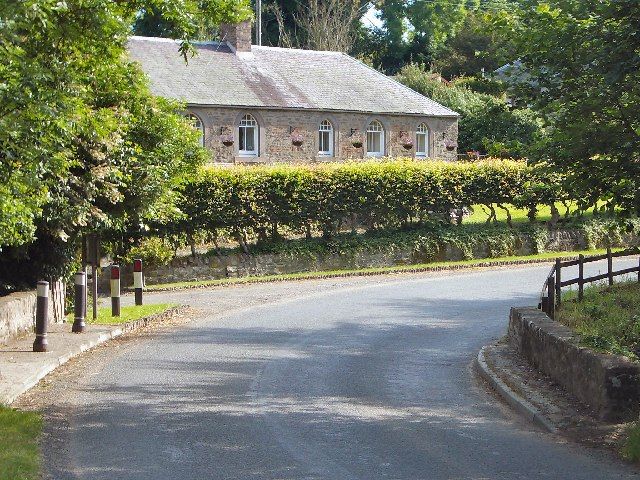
[0,0,249,289]
[510,0,640,215]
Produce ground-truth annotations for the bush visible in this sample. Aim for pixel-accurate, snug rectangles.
[396,64,542,157]
[166,158,571,251]
[122,237,174,268]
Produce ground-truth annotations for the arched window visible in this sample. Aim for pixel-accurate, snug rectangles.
[366,120,385,157]
[186,113,204,147]
[238,114,259,157]
[416,123,429,158]
[318,120,334,157]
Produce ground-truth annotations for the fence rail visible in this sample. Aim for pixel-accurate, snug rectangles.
[539,247,640,319]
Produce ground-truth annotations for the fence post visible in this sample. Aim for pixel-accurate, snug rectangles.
[547,277,555,319]
[111,265,121,317]
[578,254,584,301]
[555,258,562,307]
[638,256,640,283]
[72,272,86,333]
[33,281,49,352]
[607,247,614,286]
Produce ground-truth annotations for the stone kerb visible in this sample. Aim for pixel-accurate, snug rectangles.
[508,307,640,423]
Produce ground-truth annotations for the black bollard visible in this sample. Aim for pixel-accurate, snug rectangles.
[111,264,121,317]
[72,272,86,333]
[133,259,143,306]
[33,281,49,352]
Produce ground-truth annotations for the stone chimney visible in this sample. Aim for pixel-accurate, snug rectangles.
[220,20,252,53]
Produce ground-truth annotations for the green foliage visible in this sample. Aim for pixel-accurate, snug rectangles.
[358,0,479,73]
[122,237,175,269]
[396,64,542,156]
[558,281,640,360]
[0,0,246,290]
[169,159,571,251]
[133,0,251,39]
[623,422,640,462]
[508,0,640,216]
[0,406,42,480]
[433,8,519,79]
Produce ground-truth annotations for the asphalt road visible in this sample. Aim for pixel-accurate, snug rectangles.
[41,263,640,479]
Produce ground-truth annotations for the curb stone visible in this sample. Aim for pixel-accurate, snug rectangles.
[1,305,187,405]
[475,346,558,434]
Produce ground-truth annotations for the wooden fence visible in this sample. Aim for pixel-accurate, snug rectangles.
[539,247,640,319]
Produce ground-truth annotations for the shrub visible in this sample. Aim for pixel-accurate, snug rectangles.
[122,237,174,268]
[167,158,571,251]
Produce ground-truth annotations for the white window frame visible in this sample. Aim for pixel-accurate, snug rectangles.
[186,113,205,147]
[415,123,429,158]
[318,120,334,157]
[238,114,259,157]
[366,120,385,157]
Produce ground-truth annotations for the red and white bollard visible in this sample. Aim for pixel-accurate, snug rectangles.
[72,272,86,333]
[110,264,121,317]
[33,281,49,352]
[133,258,143,306]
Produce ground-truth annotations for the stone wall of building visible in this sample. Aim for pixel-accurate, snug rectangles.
[188,106,459,164]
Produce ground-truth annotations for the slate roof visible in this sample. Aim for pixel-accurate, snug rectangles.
[127,36,458,117]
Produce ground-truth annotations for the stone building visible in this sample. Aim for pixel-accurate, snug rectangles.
[128,21,459,164]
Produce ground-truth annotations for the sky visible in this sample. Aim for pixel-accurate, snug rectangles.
[362,5,383,29]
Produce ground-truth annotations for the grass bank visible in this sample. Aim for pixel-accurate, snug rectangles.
[558,281,640,462]
[557,281,640,359]
[67,303,176,325]
[0,406,41,480]
[145,248,617,292]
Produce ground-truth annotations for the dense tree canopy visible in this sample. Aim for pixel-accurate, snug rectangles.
[0,0,249,288]
[508,0,640,215]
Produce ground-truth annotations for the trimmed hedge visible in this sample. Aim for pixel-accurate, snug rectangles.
[170,159,568,249]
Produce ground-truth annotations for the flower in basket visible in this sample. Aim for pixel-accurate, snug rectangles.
[399,132,413,150]
[220,133,234,146]
[351,134,363,148]
[291,131,304,146]
[444,140,458,151]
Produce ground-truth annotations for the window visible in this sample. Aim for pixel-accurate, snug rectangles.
[416,123,429,157]
[318,120,334,156]
[366,120,384,157]
[186,113,204,147]
[238,114,259,156]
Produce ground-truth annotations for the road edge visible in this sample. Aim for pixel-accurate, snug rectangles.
[475,345,558,434]
[3,305,188,405]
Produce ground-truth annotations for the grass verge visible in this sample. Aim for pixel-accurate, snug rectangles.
[556,281,640,359]
[145,248,617,292]
[0,406,42,480]
[67,303,176,325]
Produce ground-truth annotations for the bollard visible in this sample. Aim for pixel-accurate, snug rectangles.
[72,272,86,333]
[111,264,121,317]
[33,281,49,352]
[133,258,143,306]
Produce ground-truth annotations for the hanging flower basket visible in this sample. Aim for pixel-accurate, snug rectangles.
[399,133,413,150]
[445,140,457,151]
[291,132,304,147]
[351,134,363,148]
[220,133,234,147]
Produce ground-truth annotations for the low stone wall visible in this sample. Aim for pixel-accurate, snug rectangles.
[508,307,640,423]
[0,282,66,345]
[136,228,631,286]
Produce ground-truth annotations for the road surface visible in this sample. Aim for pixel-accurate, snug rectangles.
[38,263,639,479]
